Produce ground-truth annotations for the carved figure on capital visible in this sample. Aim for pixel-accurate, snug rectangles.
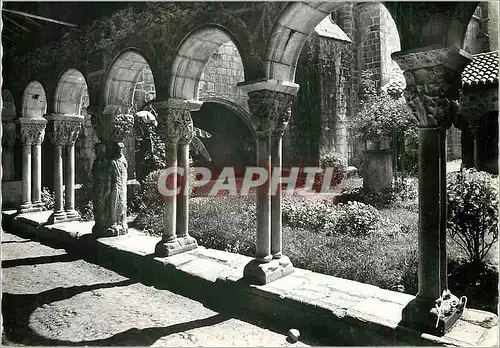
[91,105,134,143]
[153,101,195,144]
[48,120,82,146]
[20,122,46,145]
[247,90,295,137]
[402,65,461,129]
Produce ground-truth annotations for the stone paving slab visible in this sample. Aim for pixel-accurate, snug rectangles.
[3,211,498,347]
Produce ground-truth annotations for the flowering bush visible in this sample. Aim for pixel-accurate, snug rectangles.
[41,187,56,211]
[319,152,348,186]
[350,71,415,148]
[447,168,498,264]
[334,201,383,237]
[282,197,337,232]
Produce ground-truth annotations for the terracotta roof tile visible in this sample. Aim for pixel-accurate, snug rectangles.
[461,51,499,86]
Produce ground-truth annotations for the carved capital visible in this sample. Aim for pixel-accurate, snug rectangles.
[2,122,17,148]
[393,46,471,129]
[247,90,295,137]
[46,114,83,145]
[18,118,47,145]
[152,99,201,144]
[91,105,134,143]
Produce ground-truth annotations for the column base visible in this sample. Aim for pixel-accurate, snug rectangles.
[243,255,294,285]
[64,209,81,220]
[92,223,127,238]
[47,211,68,225]
[400,294,466,336]
[155,236,198,257]
[18,202,42,213]
[31,201,45,210]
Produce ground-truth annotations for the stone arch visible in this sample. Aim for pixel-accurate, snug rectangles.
[2,90,17,120]
[54,69,90,115]
[22,81,47,118]
[104,49,157,108]
[170,25,247,100]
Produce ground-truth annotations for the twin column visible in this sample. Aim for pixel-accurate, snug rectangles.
[153,99,202,257]
[239,82,299,284]
[18,117,47,213]
[46,114,83,224]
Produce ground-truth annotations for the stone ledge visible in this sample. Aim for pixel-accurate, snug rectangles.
[3,211,498,347]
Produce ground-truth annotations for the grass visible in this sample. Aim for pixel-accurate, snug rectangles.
[131,175,498,313]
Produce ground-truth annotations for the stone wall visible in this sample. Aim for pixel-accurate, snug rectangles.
[287,31,352,167]
[198,41,248,111]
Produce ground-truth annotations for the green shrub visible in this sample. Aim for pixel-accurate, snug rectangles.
[334,201,383,237]
[77,201,94,221]
[337,187,397,209]
[282,197,337,232]
[189,196,256,255]
[447,168,498,264]
[131,170,166,233]
[41,187,56,211]
[319,152,348,186]
[394,178,418,201]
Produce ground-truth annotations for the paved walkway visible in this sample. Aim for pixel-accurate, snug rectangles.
[1,231,310,347]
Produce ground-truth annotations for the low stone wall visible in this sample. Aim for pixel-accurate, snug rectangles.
[2,210,498,347]
[1,180,22,209]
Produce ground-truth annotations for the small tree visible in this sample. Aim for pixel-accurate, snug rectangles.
[447,168,499,265]
[350,71,415,150]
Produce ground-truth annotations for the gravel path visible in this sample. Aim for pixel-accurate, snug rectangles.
[1,231,311,347]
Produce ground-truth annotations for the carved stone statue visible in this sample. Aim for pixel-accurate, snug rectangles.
[91,143,110,236]
[107,142,128,236]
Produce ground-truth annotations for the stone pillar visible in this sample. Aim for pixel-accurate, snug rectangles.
[90,105,134,237]
[238,80,298,285]
[18,117,47,213]
[176,141,191,239]
[271,97,294,260]
[393,46,471,335]
[153,98,201,257]
[31,141,43,208]
[46,114,83,224]
[1,122,17,181]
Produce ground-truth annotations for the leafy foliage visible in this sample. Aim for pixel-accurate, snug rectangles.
[350,71,416,147]
[319,152,348,186]
[41,187,56,211]
[333,201,384,237]
[447,168,498,264]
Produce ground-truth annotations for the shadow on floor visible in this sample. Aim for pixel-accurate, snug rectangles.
[2,253,80,269]
[2,240,32,244]
[2,231,332,346]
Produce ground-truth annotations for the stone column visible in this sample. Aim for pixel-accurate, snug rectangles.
[176,141,191,239]
[1,122,17,181]
[31,140,43,208]
[271,96,294,259]
[238,80,298,285]
[46,114,83,224]
[90,105,134,237]
[18,117,47,213]
[153,98,201,257]
[393,46,471,335]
